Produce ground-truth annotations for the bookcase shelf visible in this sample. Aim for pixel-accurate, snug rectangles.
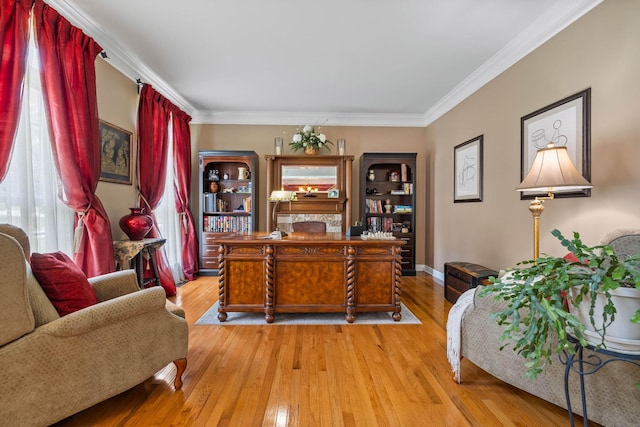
[199,150,258,275]
[361,152,417,276]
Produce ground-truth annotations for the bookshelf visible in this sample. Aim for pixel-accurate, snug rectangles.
[361,152,416,276]
[199,150,258,275]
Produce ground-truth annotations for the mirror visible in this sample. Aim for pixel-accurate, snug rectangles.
[281,165,337,192]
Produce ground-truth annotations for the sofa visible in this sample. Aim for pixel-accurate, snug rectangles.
[0,224,189,426]
[452,230,640,426]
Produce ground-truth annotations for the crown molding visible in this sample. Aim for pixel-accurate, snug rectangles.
[46,0,196,116]
[190,111,427,127]
[48,0,602,128]
[423,0,603,126]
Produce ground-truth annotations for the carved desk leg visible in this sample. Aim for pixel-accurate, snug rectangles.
[217,244,227,322]
[393,246,402,321]
[264,244,275,323]
[346,245,356,323]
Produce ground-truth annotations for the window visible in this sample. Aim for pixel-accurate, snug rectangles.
[0,32,74,254]
[155,118,184,283]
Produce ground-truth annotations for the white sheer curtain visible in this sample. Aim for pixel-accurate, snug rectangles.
[155,117,185,283]
[0,32,74,254]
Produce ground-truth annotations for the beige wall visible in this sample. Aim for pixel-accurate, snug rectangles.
[190,125,427,265]
[426,0,640,275]
[94,0,639,276]
[95,58,139,240]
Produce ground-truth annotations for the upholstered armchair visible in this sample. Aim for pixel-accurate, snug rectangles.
[0,224,188,426]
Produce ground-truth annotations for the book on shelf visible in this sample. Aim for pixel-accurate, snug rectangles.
[366,216,395,232]
[203,215,252,233]
[365,198,384,213]
[204,193,218,212]
[401,164,408,182]
[394,205,413,213]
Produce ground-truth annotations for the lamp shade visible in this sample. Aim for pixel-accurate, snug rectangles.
[516,145,592,193]
[269,190,297,201]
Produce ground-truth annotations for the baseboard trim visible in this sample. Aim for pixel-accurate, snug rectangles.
[417,264,444,285]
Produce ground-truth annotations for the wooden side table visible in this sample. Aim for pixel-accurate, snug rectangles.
[113,238,166,288]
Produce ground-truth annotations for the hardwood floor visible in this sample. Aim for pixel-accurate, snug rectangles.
[54,274,580,426]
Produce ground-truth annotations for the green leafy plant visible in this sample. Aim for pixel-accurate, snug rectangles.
[480,229,640,379]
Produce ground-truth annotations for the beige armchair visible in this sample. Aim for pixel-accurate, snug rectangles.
[0,224,188,426]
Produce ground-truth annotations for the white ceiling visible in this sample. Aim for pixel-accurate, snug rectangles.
[49,0,601,126]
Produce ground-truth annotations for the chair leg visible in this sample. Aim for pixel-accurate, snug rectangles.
[173,358,187,390]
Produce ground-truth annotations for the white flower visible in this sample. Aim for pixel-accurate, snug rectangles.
[303,142,307,146]
[292,134,302,143]
[303,125,313,133]
[318,142,323,147]
[318,133,326,143]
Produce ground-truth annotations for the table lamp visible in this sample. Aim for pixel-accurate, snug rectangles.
[516,143,592,261]
[269,190,297,237]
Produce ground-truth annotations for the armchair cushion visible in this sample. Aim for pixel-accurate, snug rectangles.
[0,234,34,346]
[30,251,98,316]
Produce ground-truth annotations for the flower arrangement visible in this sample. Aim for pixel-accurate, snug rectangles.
[289,125,333,154]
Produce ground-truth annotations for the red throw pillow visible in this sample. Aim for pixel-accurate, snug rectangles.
[30,251,98,316]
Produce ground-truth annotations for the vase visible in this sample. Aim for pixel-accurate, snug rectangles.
[304,146,318,156]
[569,287,640,350]
[119,207,153,241]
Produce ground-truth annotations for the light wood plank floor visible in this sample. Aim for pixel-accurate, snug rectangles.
[54,274,583,427]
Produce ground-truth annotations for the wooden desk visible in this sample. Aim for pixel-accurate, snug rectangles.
[216,232,405,323]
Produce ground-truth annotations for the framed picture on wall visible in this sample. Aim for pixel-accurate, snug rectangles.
[99,120,132,185]
[454,135,483,203]
[520,88,591,199]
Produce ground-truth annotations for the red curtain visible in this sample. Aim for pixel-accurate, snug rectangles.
[171,107,198,280]
[137,84,176,296]
[0,0,31,181]
[33,0,114,277]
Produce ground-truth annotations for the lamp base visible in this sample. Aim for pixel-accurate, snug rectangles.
[528,197,546,262]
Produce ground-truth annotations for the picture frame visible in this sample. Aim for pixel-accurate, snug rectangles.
[327,189,339,198]
[521,88,591,199]
[454,135,483,203]
[99,120,132,185]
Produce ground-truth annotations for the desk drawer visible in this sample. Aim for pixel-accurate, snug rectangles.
[201,257,220,269]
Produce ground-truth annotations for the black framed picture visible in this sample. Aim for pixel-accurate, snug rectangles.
[521,88,591,199]
[99,120,132,185]
[454,135,483,203]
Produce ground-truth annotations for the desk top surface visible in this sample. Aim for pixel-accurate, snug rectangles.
[216,232,405,246]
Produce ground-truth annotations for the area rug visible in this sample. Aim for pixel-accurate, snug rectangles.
[195,302,421,325]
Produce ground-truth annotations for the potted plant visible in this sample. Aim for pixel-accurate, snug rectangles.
[290,125,333,155]
[480,229,640,379]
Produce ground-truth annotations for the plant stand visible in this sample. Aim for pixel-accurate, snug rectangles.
[561,335,640,427]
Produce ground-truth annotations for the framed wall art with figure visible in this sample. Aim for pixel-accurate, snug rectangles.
[454,135,483,203]
[520,88,591,199]
[99,120,132,185]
